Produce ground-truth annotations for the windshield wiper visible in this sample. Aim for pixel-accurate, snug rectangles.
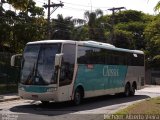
[25,63,36,85]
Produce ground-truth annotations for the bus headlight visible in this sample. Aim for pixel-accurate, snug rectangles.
[19,87,25,91]
[47,87,57,92]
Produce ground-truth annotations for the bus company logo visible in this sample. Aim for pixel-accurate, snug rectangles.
[103,66,119,77]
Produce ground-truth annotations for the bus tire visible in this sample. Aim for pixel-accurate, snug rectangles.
[73,88,82,105]
[130,83,136,96]
[124,83,130,97]
[41,101,49,105]
[130,86,135,96]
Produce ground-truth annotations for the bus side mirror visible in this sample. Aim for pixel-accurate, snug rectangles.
[11,54,22,67]
[55,53,63,67]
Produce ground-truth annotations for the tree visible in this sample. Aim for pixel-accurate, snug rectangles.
[105,10,152,49]
[72,18,86,26]
[115,22,146,49]
[11,0,45,52]
[154,1,160,12]
[144,16,160,54]
[51,14,74,40]
[7,0,44,15]
[72,25,89,41]
[72,18,88,41]
[84,9,105,41]
[12,15,46,52]
[0,7,15,51]
[152,55,160,68]
[144,16,160,68]
[0,0,46,52]
[113,30,133,49]
[7,0,29,11]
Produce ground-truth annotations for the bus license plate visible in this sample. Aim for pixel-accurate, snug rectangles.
[32,95,38,99]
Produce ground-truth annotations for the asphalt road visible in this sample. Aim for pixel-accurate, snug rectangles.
[0,85,160,120]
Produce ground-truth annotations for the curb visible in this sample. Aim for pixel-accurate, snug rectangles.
[0,97,20,102]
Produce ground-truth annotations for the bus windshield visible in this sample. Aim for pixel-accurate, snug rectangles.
[20,43,61,85]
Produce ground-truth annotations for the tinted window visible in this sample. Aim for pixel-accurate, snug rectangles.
[77,45,144,66]
[21,43,61,85]
[37,44,61,84]
[77,46,127,65]
[127,53,144,66]
[59,44,76,86]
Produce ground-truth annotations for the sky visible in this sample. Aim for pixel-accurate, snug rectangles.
[4,0,160,19]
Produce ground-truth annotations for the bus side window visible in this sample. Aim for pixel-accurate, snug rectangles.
[59,44,76,86]
[77,46,92,64]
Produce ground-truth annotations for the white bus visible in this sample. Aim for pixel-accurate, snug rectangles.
[11,40,145,105]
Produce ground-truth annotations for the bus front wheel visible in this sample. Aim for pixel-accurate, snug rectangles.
[73,88,82,105]
[41,101,49,105]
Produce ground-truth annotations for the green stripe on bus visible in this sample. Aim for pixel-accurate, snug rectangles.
[75,64,127,91]
[19,85,49,93]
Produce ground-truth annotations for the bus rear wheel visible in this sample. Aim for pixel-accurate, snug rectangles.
[73,88,82,105]
[130,85,136,96]
[124,83,130,97]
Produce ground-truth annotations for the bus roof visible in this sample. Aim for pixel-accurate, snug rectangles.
[27,40,144,54]
[79,41,144,54]
[27,40,76,45]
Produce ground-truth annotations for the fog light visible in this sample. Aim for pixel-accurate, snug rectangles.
[19,87,24,91]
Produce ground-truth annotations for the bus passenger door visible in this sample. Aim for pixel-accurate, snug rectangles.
[58,44,76,102]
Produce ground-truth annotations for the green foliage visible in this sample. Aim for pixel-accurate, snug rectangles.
[113,30,133,49]
[84,9,105,41]
[115,22,146,49]
[7,0,29,11]
[115,10,145,23]
[104,10,150,49]
[144,16,160,68]
[27,0,44,16]
[154,1,160,12]
[0,0,46,52]
[7,0,44,15]
[152,55,160,68]
[72,25,89,41]
[145,16,160,47]
[51,14,74,40]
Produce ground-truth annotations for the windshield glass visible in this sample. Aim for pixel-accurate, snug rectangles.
[20,43,61,85]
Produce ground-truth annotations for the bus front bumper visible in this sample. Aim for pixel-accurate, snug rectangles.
[18,85,58,101]
[19,90,58,101]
